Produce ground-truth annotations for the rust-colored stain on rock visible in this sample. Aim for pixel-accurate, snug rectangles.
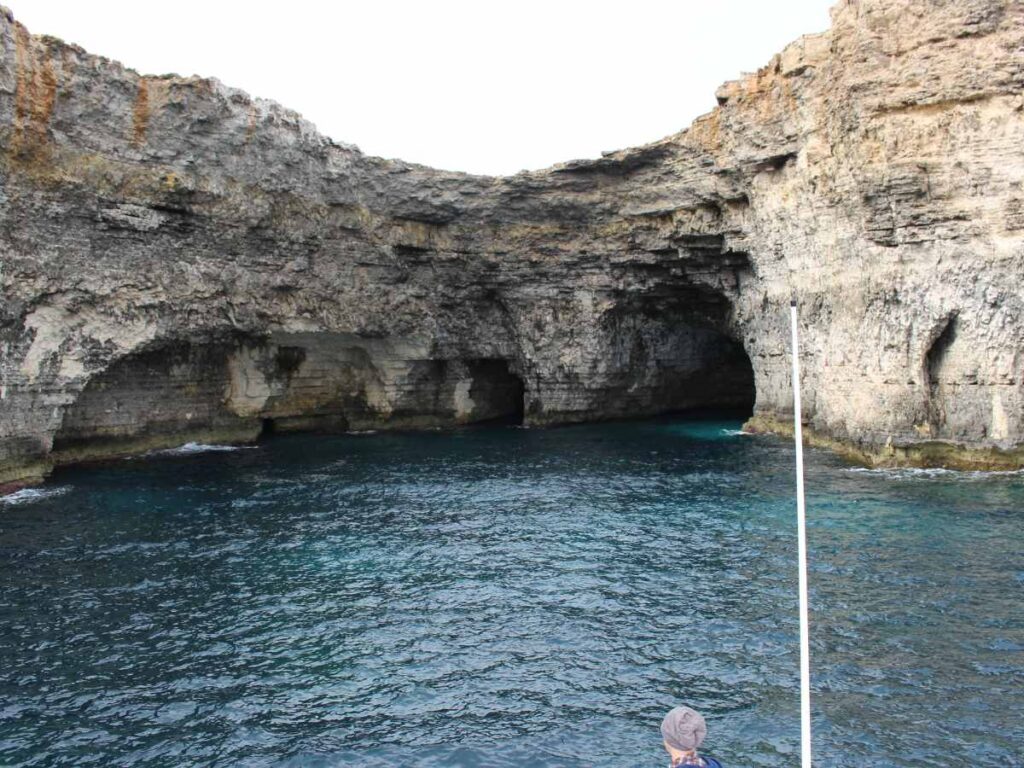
[132,77,150,147]
[10,22,58,160]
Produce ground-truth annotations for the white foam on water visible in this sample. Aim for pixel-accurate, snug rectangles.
[151,442,255,456]
[721,428,754,436]
[1,486,71,505]
[680,470,739,484]
[845,466,1024,481]
[346,430,378,435]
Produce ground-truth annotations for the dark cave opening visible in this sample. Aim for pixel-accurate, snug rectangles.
[926,314,957,391]
[51,340,255,457]
[661,328,756,419]
[50,339,531,461]
[599,296,757,423]
[466,359,526,425]
[925,313,958,430]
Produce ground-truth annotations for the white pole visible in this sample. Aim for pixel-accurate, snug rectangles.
[790,300,813,768]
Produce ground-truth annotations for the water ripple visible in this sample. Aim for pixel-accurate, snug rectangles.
[1,417,1022,767]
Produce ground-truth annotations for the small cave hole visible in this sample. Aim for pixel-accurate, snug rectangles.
[926,314,957,395]
[467,359,525,425]
[274,346,306,376]
[925,314,958,429]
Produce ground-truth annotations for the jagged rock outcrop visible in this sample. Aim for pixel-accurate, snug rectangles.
[2,0,1023,488]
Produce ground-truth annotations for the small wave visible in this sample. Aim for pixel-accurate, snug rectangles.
[845,466,1024,480]
[1,486,71,505]
[151,442,255,456]
[680,470,739,483]
[721,429,753,436]
[346,430,378,435]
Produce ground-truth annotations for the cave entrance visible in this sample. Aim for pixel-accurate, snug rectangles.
[658,327,755,419]
[464,359,525,425]
[51,340,262,463]
[599,300,756,423]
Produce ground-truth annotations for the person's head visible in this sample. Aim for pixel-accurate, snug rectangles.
[661,705,707,762]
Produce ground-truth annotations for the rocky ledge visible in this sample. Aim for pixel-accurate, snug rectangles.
[2,0,1023,489]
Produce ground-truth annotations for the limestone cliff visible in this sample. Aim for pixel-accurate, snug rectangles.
[2,0,1023,488]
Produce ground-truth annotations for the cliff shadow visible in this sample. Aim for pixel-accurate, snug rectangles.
[50,334,529,467]
[50,338,265,466]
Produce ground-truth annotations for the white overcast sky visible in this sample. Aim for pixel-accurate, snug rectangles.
[14,0,835,176]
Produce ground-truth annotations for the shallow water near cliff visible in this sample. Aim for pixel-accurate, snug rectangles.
[1,417,1022,767]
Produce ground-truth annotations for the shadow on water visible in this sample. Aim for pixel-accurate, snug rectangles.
[1,414,1022,766]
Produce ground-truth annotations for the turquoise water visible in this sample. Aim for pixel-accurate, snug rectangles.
[1,417,1022,767]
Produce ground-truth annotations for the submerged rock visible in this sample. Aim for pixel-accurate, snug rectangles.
[1,0,1023,486]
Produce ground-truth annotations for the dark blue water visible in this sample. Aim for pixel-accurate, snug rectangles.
[1,418,1022,767]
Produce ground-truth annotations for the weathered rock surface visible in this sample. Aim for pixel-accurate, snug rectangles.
[2,0,1023,487]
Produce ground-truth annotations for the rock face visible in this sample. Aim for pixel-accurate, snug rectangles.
[1,0,1023,487]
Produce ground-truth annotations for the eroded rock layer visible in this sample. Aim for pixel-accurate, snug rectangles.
[2,0,1023,487]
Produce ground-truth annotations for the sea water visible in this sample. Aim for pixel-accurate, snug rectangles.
[1,417,1022,767]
